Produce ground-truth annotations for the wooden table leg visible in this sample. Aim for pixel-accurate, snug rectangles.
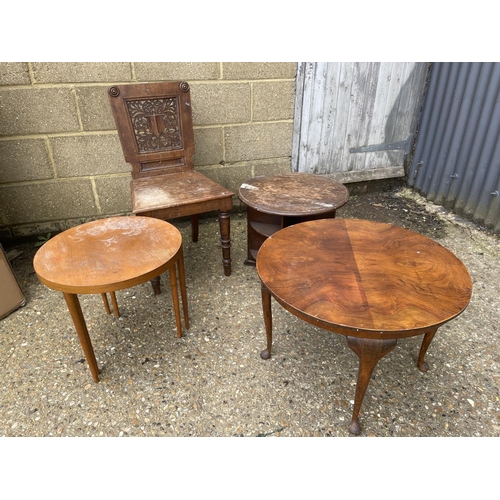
[346,336,398,435]
[110,291,120,317]
[244,208,255,266]
[101,293,111,314]
[219,210,231,276]
[63,293,100,383]
[169,266,183,338]
[417,327,438,372]
[177,246,189,330]
[101,292,120,317]
[260,283,273,360]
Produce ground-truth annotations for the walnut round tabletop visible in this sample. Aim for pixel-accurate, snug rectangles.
[256,218,472,434]
[33,216,189,383]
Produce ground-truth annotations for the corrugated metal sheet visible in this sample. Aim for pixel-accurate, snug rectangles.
[408,62,500,234]
[292,62,429,183]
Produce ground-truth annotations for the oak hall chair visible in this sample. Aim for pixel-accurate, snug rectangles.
[107,81,233,290]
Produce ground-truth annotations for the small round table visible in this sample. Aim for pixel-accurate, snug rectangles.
[256,218,472,435]
[33,216,189,382]
[238,172,349,265]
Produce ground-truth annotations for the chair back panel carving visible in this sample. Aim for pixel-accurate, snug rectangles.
[108,81,195,179]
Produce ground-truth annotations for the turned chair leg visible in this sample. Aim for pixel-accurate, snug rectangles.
[191,214,199,242]
[150,276,161,295]
[219,210,231,276]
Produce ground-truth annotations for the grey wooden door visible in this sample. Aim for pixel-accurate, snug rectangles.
[292,62,429,183]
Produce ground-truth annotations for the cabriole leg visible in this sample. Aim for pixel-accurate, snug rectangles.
[417,328,438,372]
[346,336,398,435]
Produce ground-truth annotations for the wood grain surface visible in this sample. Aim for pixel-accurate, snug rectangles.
[108,81,234,277]
[132,171,234,214]
[33,216,182,294]
[238,172,349,216]
[257,218,472,337]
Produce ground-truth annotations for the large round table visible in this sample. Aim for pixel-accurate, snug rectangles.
[256,218,472,435]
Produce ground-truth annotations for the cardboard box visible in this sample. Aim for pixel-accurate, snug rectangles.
[0,244,26,319]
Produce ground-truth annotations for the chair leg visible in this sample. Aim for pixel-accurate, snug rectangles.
[151,276,161,295]
[219,210,231,276]
[191,214,199,242]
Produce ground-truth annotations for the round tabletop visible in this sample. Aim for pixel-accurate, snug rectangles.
[238,172,349,217]
[257,219,472,339]
[33,216,182,294]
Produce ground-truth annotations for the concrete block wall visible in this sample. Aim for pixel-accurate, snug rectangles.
[0,62,297,240]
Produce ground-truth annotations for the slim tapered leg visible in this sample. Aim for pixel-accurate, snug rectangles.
[101,292,120,316]
[101,293,111,314]
[417,328,438,372]
[176,246,189,330]
[63,293,100,383]
[346,336,398,435]
[219,210,231,276]
[169,266,183,338]
[260,283,273,360]
[110,291,120,317]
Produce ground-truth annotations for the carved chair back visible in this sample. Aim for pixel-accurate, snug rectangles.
[108,81,195,180]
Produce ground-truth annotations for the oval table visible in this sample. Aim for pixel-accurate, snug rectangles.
[256,218,472,435]
[238,172,349,265]
[33,216,189,382]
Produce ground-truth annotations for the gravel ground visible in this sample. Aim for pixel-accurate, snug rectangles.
[1,185,498,493]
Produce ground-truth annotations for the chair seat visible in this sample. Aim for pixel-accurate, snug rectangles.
[108,81,234,276]
[132,171,234,216]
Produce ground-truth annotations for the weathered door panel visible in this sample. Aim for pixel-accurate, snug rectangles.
[292,62,429,183]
